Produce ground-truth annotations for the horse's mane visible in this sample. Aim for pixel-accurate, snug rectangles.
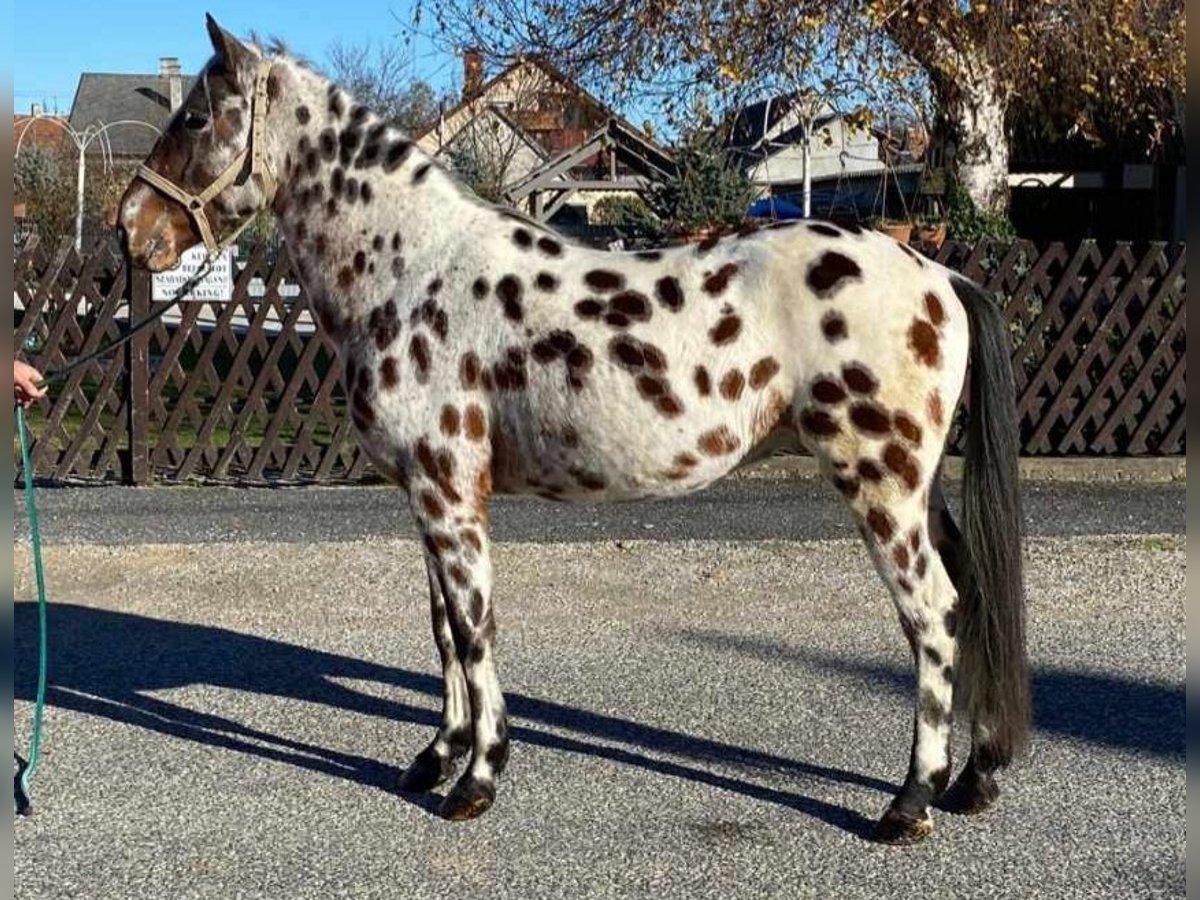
[245,30,315,69]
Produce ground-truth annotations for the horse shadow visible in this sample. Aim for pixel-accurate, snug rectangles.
[14,603,894,838]
[676,629,1186,760]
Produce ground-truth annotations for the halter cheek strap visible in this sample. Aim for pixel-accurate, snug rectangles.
[135,58,277,258]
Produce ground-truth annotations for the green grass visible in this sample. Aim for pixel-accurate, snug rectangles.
[14,396,348,464]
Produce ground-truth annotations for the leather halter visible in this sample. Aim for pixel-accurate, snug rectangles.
[134,58,277,257]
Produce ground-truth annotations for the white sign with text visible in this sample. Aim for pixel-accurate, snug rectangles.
[151,246,235,302]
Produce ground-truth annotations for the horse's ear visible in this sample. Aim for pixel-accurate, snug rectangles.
[205,14,253,81]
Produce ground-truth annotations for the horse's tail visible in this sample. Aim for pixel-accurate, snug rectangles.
[952,275,1030,766]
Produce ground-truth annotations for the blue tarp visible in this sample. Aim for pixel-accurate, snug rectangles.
[747,197,805,220]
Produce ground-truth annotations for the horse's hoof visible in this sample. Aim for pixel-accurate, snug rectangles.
[872,807,933,845]
[438,775,495,821]
[939,769,1000,815]
[397,747,456,794]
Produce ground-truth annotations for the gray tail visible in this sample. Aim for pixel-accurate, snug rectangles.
[952,275,1031,766]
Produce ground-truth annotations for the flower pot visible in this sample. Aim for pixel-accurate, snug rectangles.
[913,222,947,249]
[874,221,913,244]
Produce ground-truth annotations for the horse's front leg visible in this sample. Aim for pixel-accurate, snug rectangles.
[405,452,507,820]
[396,557,472,792]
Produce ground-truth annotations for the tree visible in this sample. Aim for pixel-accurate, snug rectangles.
[15,145,126,247]
[325,40,448,134]
[417,0,1185,218]
[646,133,757,233]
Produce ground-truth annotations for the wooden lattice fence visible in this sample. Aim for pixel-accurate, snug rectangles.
[13,235,1186,485]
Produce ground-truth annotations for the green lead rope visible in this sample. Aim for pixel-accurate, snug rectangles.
[15,405,49,816]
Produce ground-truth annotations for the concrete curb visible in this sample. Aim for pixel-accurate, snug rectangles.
[735,454,1186,484]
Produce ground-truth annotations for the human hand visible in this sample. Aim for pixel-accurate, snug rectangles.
[14,360,46,407]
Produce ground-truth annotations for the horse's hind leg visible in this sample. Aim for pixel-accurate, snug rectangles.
[800,404,959,844]
[850,487,960,844]
[397,558,472,792]
[926,478,1002,814]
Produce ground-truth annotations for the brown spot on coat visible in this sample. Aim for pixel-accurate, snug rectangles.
[609,336,644,369]
[440,405,461,436]
[867,507,897,542]
[883,442,922,491]
[834,475,861,499]
[849,402,891,435]
[909,319,941,367]
[709,315,742,345]
[537,236,563,256]
[535,272,559,291]
[821,311,848,342]
[894,412,923,445]
[928,390,945,427]
[702,263,739,294]
[643,344,667,372]
[719,369,745,400]
[420,491,445,519]
[610,291,652,321]
[694,366,712,396]
[749,357,780,390]
[925,292,946,325]
[496,275,524,322]
[584,270,624,292]
[380,357,400,389]
[858,459,884,482]
[409,334,430,381]
[800,407,840,437]
[812,378,847,405]
[807,251,862,297]
[842,363,878,395]
[636,374,666,398]
[460,352,481,389]
[657,394,684,417]
[575,299,604,319]
[698,426,741,456]
[464,405,486,441]
[655,276,684,311]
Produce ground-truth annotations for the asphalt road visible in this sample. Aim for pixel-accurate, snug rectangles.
[12,482,1185,899]
[12,477,1187,545]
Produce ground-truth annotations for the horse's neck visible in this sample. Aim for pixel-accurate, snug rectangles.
[266,60,483,317]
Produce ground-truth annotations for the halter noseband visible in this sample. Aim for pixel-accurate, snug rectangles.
[134,58,277,258]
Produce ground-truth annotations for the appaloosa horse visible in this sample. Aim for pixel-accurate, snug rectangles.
[117,16,1030,844]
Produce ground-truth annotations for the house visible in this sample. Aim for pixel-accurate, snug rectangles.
[415,53,673,226]
[68,57,195,162]
[724,93,924,222]
[1006,106,1186,242]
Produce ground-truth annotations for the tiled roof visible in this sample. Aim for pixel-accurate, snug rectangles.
[68,73,197,157]
[14,115,70,153]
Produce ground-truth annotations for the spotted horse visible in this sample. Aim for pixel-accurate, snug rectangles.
[118,17,1030,845]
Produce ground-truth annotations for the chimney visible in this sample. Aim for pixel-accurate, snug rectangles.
[159,56,183,110]
[463,49,484,99]
[30,102,43,116]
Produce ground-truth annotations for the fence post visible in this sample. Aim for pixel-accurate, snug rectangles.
[125,264,152,485]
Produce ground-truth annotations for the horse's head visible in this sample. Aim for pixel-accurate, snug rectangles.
[119,15,276,271]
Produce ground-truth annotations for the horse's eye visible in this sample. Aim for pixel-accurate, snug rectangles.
[183,111,209,131]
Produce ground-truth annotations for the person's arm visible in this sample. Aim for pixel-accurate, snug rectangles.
[14,360,46,407]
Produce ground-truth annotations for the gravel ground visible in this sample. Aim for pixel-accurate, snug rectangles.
[12,478,1186,546]
[13,526,1185,900]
